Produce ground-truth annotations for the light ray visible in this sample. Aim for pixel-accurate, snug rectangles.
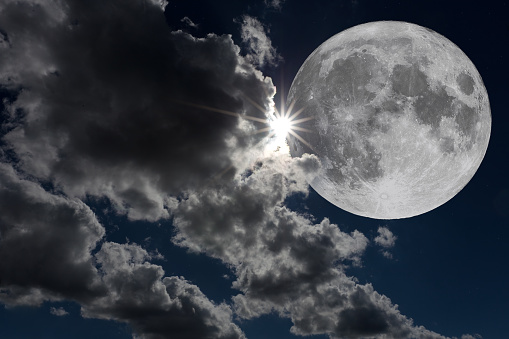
[273,105,282,119]
[264,94,315,152]
[286,100,296,118]
[174,100,268,123]
[173,90,316,156]
[290,126,313,133]
[289,107,305,120]
[288,129,315,152]
[280,70,286,119]
[266,131,276,139]
[240,93,269,116]
[253,127,272,135]
[289,116,314,125]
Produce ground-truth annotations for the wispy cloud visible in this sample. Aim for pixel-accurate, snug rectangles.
[237,15,282,68]
[50,307,69,316]
[264,0,286,10]
[181,16,199,29]
[374,227,397,248]
[374,226,397,259]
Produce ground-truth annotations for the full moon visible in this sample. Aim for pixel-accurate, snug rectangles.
[287,21,491,219]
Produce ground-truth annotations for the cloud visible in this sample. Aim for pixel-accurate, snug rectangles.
[374,226,397,259]
[0,161,243,338]
[0,0,274,222]
[0,0,268,336]
[50,307,69,316]
[181,16,199,29]
[171,152,447,338]
[149,0,168,10]
[374,227,397,248]
[0,162,105,307]
[83,242,244,339]
[237,16,282,68]
[264,0,286,10]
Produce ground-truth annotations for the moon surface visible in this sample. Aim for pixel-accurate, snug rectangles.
[287,21,491,219]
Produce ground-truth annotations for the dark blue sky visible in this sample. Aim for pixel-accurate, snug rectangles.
[0,0,507,338]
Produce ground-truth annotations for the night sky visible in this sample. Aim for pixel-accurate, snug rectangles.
[0,0,507,339]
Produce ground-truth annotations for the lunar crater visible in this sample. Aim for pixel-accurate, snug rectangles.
[456,72,475,95]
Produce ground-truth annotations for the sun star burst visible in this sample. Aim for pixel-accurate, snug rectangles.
[172,89,314,155]
[269,115,292,140]
[265,99,314,152]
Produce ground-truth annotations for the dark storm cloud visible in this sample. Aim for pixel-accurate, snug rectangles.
[0,162,244,338]
[0,0,267,337]
[0,162,104,306]
[0,0,274,221]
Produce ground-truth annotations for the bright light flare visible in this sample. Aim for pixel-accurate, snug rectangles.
[269,115,292,140]
[265,98,313,147]
[263,98,314,153]
[171,91,314,156]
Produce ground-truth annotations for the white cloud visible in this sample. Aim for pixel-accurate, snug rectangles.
[50,307,69,316]
[375,227,397,259]
[238,15,282,67]
[375,226,397,248]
